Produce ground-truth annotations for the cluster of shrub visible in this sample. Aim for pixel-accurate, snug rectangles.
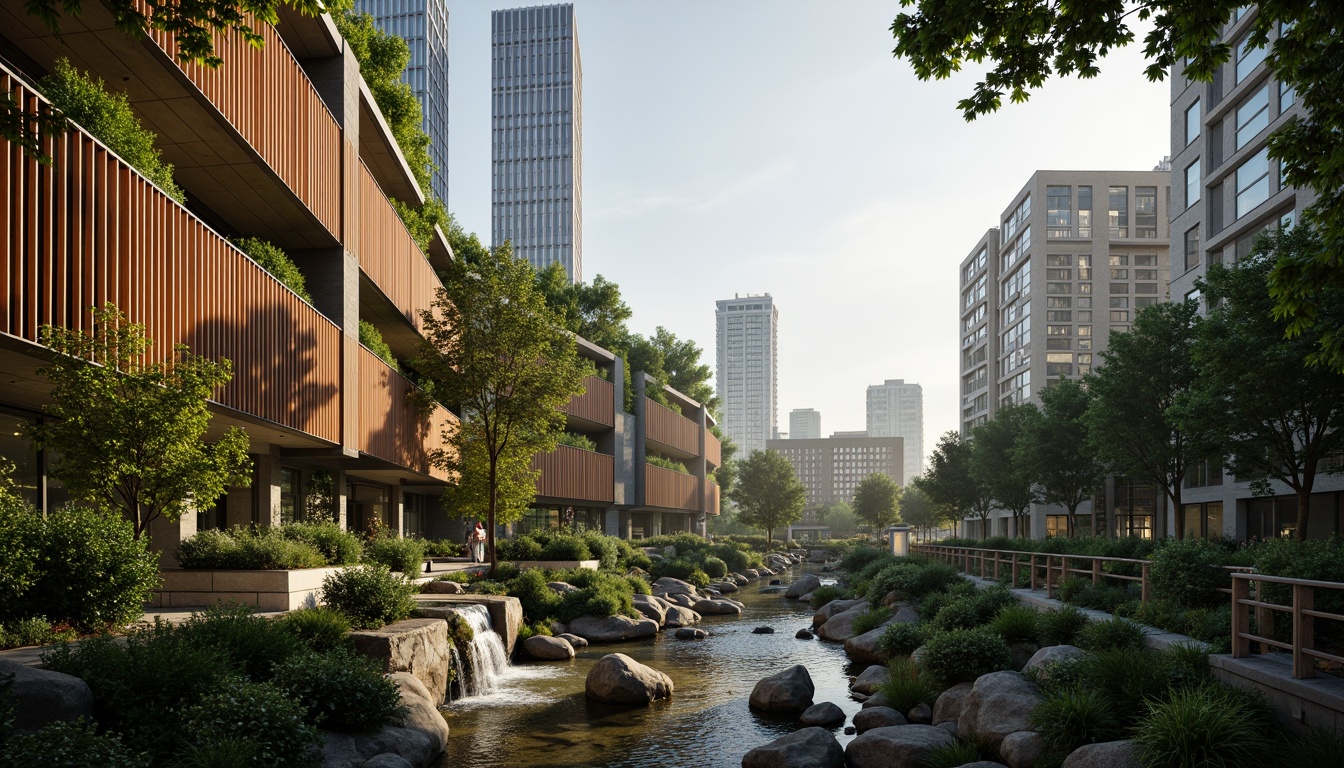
[177,523,433,576]
[2,604,400,767]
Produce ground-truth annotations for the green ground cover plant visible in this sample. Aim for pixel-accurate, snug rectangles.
[1135,684,1275,768]
[920,628,1012,686]
[877,621,925,657]
[271,648,403,733]
[363,533,427,575]
[850,607,892,635]
[876,657,938,712]
[277,607,351,653]
[809,585,849,609]
[320,564,416,629]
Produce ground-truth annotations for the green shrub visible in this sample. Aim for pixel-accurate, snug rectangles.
[276,607,351,653]
[1285,728,1344,768]
[877,621,925,657]
[556,431,597,451]
[1038,605,1090,647]
[272,648,404,732]
[990,604,1040,644]
[866,560,961,604]
[877,657,937,712]
[920,628,1012,685]
[320,565,416,629]
[1150,538,1232,611]
[708,543,758,572]
[809,585,849,609]
[177,602,303,681]
[919,740,983,768]
[358,319,398,371]
[552,570,637,623]
[1067,647,1185,725]
[0,490,40,624]
[646,455,690,474]
[4,720,151,768]
[625,574,652,595]
[1029,687,1124,759]
[0,616,76,649]
[507,569,562,623]
[235,238,310,302]
[540,535,591,561]
[1076,616,1147,653]
[972,584,1019,620]
[493,561,522,581]
[581,532,620,570]
[29,504,160,631]
[930,598,983,633]
[498,536,543,561]
[651,557,710,587]
[182,679,321,767]
[280,522,362,565]
[1183,605,1232,652]
[701,556,728,578]
[470,579,508,595]
[364,535,427,575]
[1135,684,1275,768]
[851,607,892,636]
[423,539,464,557]
[172,740,260,768]
[177,528,326,571]
[917,580,977,619]
[840,546,891,575]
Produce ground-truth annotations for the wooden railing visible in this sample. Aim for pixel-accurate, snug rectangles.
[531,445,615,503]
[144,11,342,235]
[354,161,439,331]
[1231,573,1344,679]
[705,430,722,467]
[0,65,342,443]
[645,398,701,456]
[356,346,454,479]
[644,464,701,511]
[914,544,1155,603]
[705,479,720,516]
[563,375,616,428]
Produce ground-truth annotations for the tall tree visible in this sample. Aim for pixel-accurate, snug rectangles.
[901,481,948,540]
[889,2,1344,373]
[730,449,806,544]
[921,431,992,538]
[415,244,588,572]
[1177,226,1344,539]
[1021,380,1107,538]
[533,263,633,353]
[1085,301,1211,540]
[971,405,1040,538]
[853,473,903,533]
[27,305,252,539]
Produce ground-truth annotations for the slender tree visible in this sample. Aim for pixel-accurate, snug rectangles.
[971,405,1040,538]
[853,473,902,534]
[1177,226,1344,539]
[730,449,805,545]
[899,482,946,540]
[1021,380,1107,538]
[921,431,992,538]
[28,305,252,539]
[415,244,588,573]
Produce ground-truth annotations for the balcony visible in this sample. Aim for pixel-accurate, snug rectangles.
[645,399,701,457]
[704,430,722,468]
[354,161,440,335]
[705,480,721,516]
[531,445,615,504]
[644,464,701,512]
[355,347,453,480]
[0,65,341,443]
[563,375,616,429]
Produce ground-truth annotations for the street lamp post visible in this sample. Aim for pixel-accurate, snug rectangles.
[887,524,911,557]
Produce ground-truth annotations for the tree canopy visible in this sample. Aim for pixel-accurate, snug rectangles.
[971,404,1040,538]
[730,449,806,544]
[852,473,902,532]
[1021,379,1106,537]
[921,431,991,538]
[900,482,949,537]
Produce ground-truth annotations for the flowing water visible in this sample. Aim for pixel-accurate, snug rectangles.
[449,603,512,699]
[435,568,864,768]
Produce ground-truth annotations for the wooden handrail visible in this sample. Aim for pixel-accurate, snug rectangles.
[1230,572,1344,679]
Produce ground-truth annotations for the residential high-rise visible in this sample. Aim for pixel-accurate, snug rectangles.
[356,0,450,205]
[715,294,778,456]
[866,379,924,482]
[958,170,1171,538]
[789,409,821,440]
[491,3,583,282]
[768,432,903,514]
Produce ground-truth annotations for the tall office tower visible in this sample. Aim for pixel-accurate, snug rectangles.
[356,0,450,205]
[866,379,924,482]
[715,294,779,456]
[491,4,583,282]
[958,170,1171,537]
[789,409,822,440]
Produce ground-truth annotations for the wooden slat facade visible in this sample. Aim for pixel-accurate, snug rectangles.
[704,431,722,468]
[355,346,454,479]
[563,375,615,427]
[532,445,615,504]
[144,12,342,236]
[644,464,701,512]
[645,398,701,456]
[0,69,342,442]
[705,480,720,516]
[353,162,439,331]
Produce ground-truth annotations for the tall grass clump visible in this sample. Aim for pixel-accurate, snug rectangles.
[1029,687,1124,761]
[876,657,938,712]
[919,740,983,768]
[1076,616,1147,652]
[1038,605,1090,647]
[1135,684,1275,768]
[990,604,1040,644]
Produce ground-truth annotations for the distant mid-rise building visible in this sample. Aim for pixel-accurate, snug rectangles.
[356,0,450,205]
[789,409,821,440]
[491,3,583,282]
[768,433,903,513]
[715,294,778,456]
[866,379,924,482]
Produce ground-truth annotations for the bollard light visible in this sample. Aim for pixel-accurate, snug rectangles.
[888,524,911,558]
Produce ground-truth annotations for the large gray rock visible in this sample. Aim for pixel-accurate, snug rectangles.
[846,624,894,664]
[663,605,702,627]
[784,574,822,599]
[852,664,890,695]
[813,598,864,627]
[320,673,449,768]
[584,653,673,706]
[421,580,463,594]
[1060,740,1141,768]
[547,581,578,594]
[0,660,94,732]
[958,672,1044,754]
[861,692,891,709]
[567,614,659,643]
[360,755,415,768]
[350,619,452,705]
[557,632,588,649]
[817,602,875,641]
[1021,645,1085,682]
[669,592,698,608]
[741,726,845,768]
[844,724,956,768]
[694,599,743,616]
[633,594,667,626]
[523,635,575,660]
[652,576,699,598]
[889,602,919,624]
[711,580,740,593]
[675,627,708,640]
[1001,730,1043,768]
[932,682,974,725]
[906,702,933,725]
[853,706,907,733]
[800,701,847,726]
[749,665,815,712]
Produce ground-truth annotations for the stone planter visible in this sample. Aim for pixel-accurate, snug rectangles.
[152,566,347,611]
[512,559,601,571]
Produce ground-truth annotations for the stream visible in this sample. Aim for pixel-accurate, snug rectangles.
[435,567,863,768]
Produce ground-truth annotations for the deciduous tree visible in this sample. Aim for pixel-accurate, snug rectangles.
[1021,380,1106,538]
[901,481,949,540]
[853,473,902,533]
[971,405,1040,538]
[921,431,993,538]
[730,450,805,545]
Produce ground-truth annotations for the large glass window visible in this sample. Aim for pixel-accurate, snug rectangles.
[1236,147,1271,219]
[1185,159,1201,208]
[0,412,40,509]
[1047,185,1072,237]
[1236,33,1267,84]
[1185,100,1201,145]
[280,467,299,524]
[1077,186,1093,238]
[1281,78,1295,110]
[1135,186,1158,238]
[1235,85,1270,149]
[1108,186,1128,238]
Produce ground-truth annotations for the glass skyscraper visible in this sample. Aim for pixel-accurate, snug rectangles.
[492,3,583,283]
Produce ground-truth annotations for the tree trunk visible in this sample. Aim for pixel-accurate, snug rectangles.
[1295,468,1316,540]
[1169,485,1183,541]
[487,462,498,576]
[1066,504,1076,539]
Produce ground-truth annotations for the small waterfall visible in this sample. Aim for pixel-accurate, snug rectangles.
[451,604,510,698]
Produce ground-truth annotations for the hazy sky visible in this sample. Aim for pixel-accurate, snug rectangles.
[441,0,1171,467]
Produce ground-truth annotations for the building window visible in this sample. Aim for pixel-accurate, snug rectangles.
[1077,186,1092,238]
[1281,78,1295,110]
[1110,297,1130,308]
[1111,268,1129,279]
[1235,84,1270,150]
[1135,186,1158,238]
[1110,310,1130,322]
[1047,268,1072,280]
[1047,282,1072,295]
[1047,185,1072,237]
[1108,186,1128,238]
[1185,159,1201,208]
[1110,282,1129,294]
[1235,147,1271,219]
[1235,32,1267,84]
[1185,99,1201,145]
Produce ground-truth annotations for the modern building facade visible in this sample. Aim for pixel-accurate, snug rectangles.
[356,0,450,206]
[767,432,903,527]
[789,409,822,440]
[491,3,583,282]
[715,294,779,456]
[866,379,924,482]
[1168,7,1344,541]
[958,170,1172,538]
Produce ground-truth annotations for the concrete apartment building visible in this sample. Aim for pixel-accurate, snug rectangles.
[790,409,822,440]
[1168,8,1344,541]
[491,3,583,282]
[768,433,903,539]
[356,0,450,206]
[958,170,1172,538]
[716,294,779,456]
[866,379,924,482]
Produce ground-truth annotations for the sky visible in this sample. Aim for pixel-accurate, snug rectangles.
[440,0,1172,468]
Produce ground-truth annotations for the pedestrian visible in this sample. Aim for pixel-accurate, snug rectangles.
[472,521,487,564]
[465,524,477,563]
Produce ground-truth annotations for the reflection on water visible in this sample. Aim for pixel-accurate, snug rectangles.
[437,568,861,768]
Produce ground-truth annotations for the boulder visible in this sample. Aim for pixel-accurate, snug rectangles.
[567,614,659,643]
[319,672,449,768]
[853,706,907,733]
[694,599,743,616]
[741,727,845,768]
[784,574,822,599]
[547,581,578,594]
[845,625,893,664]
[550,621,569,636]
[906,702,933,724]
[422,580,463,594]
[746,569,761,579]
[675,627,708,640]
[669,592,698,608]
[360,755,415,768]
[350,619,452,705]
[749,665,815,712]
[663,605,702,628]
[959,763,1011,768]
[932,682,974,725]
[851,664,890,695]
[795,629,814,640]
[713,581,740,594]
[798,591,816,603]
[523,635,575,660]
[1060,740,1142,768]
[557,632,588,649]
[817,602,875,641]
[752,626,775,634]
[1001,730,1043,768]
[844,724,956,768]
[890,602,919,625]
[800,701,847,726]
[0,660,94,732]
[861,692,891,709]
[633,594,667,626]
[652,576,698,598]
[1021,645,1085,682]
[813,599,864,627]
[584,653,673,706]
[770,579,782,586]
[937,721,958,738]
[958,672,1044,754]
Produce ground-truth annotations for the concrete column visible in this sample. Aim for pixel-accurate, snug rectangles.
[332,469,350,529]
[388,485,405,536]
[148,508,196,569]
[225,485,253,528]
[253,452,284,528]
